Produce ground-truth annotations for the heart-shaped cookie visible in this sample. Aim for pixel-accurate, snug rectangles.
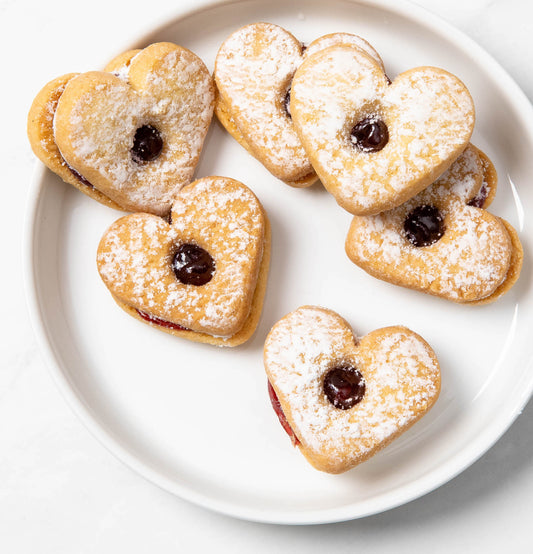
[48,42,214,215]
[345,145,523,303]
[97,176,270,346]
[214,23,384,187]
[291,44,475,215]
[264,306,440,474]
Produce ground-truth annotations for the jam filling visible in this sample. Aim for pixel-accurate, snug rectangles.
[350,116,389,152]
[404,205,445,247]
[323,364,365,410]
[136,309,187,331]
[268,381,300,446]
[172,244,215,286]
[66,163,94,189]
[467,182,489,208]
[283,87,292,119]
[131,124,163,163]
[280,43,307,120]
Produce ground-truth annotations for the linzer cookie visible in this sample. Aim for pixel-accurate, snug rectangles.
[28,42,215,215]
[264,306,440,474]
[97,176,270,346]
[345,145,523,303]
[291,43,475,214]
[214,23,384,187]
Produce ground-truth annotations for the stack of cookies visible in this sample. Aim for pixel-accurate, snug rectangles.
[27,22,523,474]
[214,22,522,306]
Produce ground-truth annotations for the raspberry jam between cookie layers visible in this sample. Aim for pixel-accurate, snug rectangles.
[351,116,389,152]
[66,163,94,189]
[323,364,366,410]
[283,87,292,119]
[131,124,163,163]
[136,309,187,331]
[404,205,445,247]
[467,182,489,208]
[172,244,215,286]
[281,42,306,119]
[268,381,300,446]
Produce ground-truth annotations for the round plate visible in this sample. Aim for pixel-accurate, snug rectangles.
[24,0,533,524]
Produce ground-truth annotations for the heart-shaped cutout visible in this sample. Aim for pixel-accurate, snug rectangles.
[345,145,523,303]
[97,176,270,346]
[51,42,214,215]
[291,44,475,214]
[264,306,440,473]
[214,23,384,187]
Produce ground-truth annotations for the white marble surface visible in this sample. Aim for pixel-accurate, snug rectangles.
[2,0,532,550]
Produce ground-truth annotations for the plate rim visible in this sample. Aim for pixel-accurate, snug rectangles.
[23,0,533,525]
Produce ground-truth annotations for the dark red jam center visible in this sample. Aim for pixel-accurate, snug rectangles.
[172,243,215,286]
[283,87,292,119]
[323,364,365,410]
[268,381,299,446]
[467,182,489,208]
[404,205,445,247]
[131,124,163,163]
[350,116,389,152]
[136,309,187,331]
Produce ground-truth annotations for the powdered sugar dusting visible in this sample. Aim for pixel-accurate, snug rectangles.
[56,46,214,215]
[304,32,385,70]
[264,307,440,469]
[215,23,310,182]
[97,177,265,337]
[215,25,388,185]
[112,61,134,82]
[346,146,513,301]
[292,45,475,214]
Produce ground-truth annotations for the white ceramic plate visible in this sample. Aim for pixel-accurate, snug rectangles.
[24,0,533,524]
